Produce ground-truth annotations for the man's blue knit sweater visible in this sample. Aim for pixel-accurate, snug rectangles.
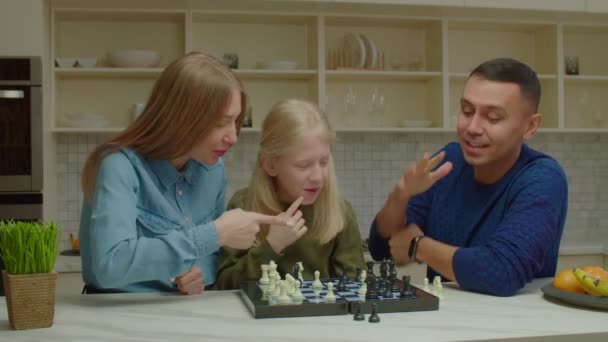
[369,142,568,296]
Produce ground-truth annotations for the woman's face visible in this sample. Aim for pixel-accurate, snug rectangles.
[265,132,331,206]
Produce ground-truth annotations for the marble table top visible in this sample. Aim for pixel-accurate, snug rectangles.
[0,278,606,342]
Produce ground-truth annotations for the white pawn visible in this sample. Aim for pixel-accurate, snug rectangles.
[278,281,291,304]
[285,274,295,296]
[312,270,323,290]
[433,276,443,300]
[324,281,336,302]
[422,277,430,293]
[259,264,270,284]
[268,261,277,278]
[272,274,282,297]
[358,270,367,295]
[292,280,304,302]
[266,273,276,294]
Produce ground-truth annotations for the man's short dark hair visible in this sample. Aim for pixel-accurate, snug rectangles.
[469,58,541,113]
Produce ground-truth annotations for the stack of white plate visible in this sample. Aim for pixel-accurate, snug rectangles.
[343,33,377,69]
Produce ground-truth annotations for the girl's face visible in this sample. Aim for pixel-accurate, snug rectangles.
[265,132,331,206]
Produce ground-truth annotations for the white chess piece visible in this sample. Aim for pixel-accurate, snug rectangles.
[272,274,282,297]
[292,280,304,302]
[267,273,276,294]
[259,264,270,284]
[358,270,367,295]
[312,270,323,290]
[278,280,291,304]
[285,274,295,296]
[422,277,430,293]
[268,261,277,279]
[433,276,443,300]
[324,281,336,302]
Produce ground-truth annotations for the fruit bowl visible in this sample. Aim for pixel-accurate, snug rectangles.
[541,282,608,310]
[108,49,161,68]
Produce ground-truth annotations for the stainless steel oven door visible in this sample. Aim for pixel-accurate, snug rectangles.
[0,62,42,192]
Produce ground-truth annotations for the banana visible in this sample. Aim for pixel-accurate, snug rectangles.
[573,268,608,297]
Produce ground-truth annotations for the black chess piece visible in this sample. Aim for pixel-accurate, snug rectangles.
[400,275,414,298]
[383,282,393,298]
[368,303,380,323]
[379,259,388,279]
[353,302,365,321]
[337,272,348,291]
[355,266,362,282]
[366,261,375,278]
[391,277,400,292]
[365,275,379,300]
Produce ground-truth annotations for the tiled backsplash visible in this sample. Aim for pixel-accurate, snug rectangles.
[54,132,608,250]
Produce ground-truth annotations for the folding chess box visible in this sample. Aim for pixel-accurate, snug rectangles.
[238,278,439,319]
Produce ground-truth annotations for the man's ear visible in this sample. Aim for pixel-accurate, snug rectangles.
[261,155,278,177]
[523,112,541,140]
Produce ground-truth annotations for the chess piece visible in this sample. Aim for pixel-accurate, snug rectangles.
[337,272,348,291]
[355,266,362,281]
[358,271,367,295]
[278,280,291,305]
[380,259,388,279]
[353,302,365,321]
[259,264,270,284]
[366,261,375,278]
[267,273,276,294]
[400,275,414,298]
[383,282,393,298]
[272,274,282,297]
[365,275,379,300]
[296,261,304,285]
[433,275,443,300]
[324,281,336,302]
[422,277,430,293]
[312,270,323,290]
[368,303,380,323]
[292,280,304,302]
[268,260,277,279]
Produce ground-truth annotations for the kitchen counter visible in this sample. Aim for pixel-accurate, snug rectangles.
[0,279,606,342]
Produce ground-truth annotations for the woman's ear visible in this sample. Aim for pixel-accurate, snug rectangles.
[261,155,278,177]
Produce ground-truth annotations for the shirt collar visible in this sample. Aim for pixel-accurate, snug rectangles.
[147,158,223,188]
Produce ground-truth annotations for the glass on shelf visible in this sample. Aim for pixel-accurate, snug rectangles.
[344,83,357,126]
[368,84,385,127]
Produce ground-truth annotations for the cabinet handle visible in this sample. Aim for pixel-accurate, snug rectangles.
[0,90,25,99]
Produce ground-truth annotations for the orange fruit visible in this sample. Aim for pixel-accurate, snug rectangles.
[553,269,586,294]
[582,265,608,280]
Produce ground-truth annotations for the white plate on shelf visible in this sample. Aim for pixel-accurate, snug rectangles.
[359,34,377,69]
[344,33,366,69]
[401,120,433,128]
[256,60,298,70]
[60,113,107,128]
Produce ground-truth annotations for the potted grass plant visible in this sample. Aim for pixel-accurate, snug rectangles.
[0,220,59,330]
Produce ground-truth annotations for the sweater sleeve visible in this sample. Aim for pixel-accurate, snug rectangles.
[452,162,568,296]
[329,200,366,278]
[214,189,282,289]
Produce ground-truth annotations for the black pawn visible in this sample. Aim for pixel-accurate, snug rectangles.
[368,303,380,323]
[337,273,348,291]
[400,275,414,298]
[353,302,365,321]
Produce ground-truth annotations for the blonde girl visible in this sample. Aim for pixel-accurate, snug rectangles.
[215,99,365,289]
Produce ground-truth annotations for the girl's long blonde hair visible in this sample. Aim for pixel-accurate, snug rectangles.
[246,99,344,244]
[81,52,246,200]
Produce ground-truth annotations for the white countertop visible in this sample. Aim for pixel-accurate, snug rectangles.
[1,279,606,342]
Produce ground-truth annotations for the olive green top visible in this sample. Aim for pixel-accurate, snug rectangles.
[214,188,366,290]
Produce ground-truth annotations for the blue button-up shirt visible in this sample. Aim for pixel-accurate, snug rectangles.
[80,148,225,292]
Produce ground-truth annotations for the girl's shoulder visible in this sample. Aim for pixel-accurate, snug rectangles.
[227,188,250,209]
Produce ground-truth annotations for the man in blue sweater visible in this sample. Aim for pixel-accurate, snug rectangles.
[368,58,568,296]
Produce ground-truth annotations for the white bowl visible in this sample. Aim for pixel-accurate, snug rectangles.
[76,58,97,68]
[55,58,76,68]
[401,120,433,128]
[108,50,161,68]
[256,60,298,70]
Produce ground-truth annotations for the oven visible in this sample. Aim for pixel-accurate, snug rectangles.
[0,57,43,220]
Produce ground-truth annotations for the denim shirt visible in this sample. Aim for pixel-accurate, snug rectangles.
[79,148,225,292]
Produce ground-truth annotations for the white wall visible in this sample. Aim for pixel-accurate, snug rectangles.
[0,0,44,56]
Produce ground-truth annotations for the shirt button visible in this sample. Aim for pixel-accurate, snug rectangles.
[185,217,191,223]
[178,190,183,196]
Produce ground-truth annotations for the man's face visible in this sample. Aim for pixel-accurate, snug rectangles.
[457,76,539,181]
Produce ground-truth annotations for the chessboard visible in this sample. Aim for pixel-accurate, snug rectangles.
[238,277,439,319]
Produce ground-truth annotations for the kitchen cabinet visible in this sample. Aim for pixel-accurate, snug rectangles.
[49,4,608,133]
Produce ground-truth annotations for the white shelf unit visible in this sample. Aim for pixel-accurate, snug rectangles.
[50,9,187,132]
[49,7,608,133]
